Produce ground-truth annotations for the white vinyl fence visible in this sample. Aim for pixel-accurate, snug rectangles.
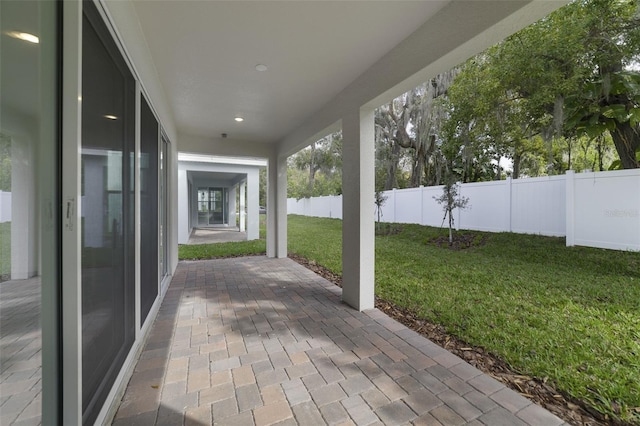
[288,169,640,251]
[567,169,640,251]
[0,191,10,223]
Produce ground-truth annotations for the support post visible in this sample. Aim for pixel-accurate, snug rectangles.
[341,107,375,311]
[506,177,512,232]
[267,151,287,258]
[229,185,237,229]
[239,181,246,232]
[566,170,575,246]
[247,171,260,240]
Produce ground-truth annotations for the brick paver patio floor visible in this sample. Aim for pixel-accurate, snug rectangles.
[113,257,567,426]
[0,277,42,425]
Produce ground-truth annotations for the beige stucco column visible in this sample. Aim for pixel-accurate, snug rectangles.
[341,107,375,311]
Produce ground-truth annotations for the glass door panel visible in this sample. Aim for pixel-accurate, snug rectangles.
[197,188,209,225]
[209,188,224,224]
[81,2,135,423]
[0,0,60,423]
[159,135,169,281]
[140,95,158,325]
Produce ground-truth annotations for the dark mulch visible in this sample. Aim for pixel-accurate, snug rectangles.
[181,252,266,261]
[375,223,403,236]
[288,253,613,426]
[429,232,489,250]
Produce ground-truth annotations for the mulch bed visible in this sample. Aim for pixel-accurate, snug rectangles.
[288,253,616,426]
[429,233,489,250]
[375,223,403,236]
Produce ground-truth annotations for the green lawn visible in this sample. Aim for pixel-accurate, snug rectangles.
[179,239,266,260]
[0,222,10,279]
[179,214,640,423]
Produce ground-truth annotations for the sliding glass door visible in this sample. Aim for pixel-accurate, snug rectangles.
[0,0,60,423]
[197,187,227,225]
[159,134,169,282]
[81,2,135,423]
[140,95,158,326]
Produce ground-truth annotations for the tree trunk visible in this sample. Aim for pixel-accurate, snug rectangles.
[384,142,400,190]
[308,143,316,191]
[512,151,521,179]
[410,146,426,187]
[610,121,640,169]
[597,136,604,171]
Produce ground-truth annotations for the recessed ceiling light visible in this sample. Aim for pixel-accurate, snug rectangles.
[104,115,118,120]
[255,64,268,72]
[4,31,39,44]
[234,117,244,122]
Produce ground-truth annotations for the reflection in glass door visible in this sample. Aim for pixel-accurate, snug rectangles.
[0,0,60,423]
[81,2,135,423]
[209,188,224,224]
[197,188,209,226]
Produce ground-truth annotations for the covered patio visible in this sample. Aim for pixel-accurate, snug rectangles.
[1,0,577,423]
[112,257,565,426]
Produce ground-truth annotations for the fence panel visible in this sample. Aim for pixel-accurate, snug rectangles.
[421,186,445,227]
[392,188,422,224]
[512,176,565,236]
[458,181,509,232]
[378,190,395,223]
[570,170,640,251]
[288,195,342,219]
[287,170,639,251]
[0,191,10,223]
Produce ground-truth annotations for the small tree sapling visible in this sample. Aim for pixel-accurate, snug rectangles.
[374,191,388,232]
[434,178,469,244]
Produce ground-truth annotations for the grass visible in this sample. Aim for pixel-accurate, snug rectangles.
[0,222,10,279]
[178,214,640,423]
[179,239,266,260]
[179,216,268,260]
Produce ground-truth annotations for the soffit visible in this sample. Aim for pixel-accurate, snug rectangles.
[132,0,449,144]
[189,170,244,183]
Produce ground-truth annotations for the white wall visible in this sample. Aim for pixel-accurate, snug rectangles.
[288,170,640,251]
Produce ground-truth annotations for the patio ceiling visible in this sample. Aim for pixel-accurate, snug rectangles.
[132,1,448,143]
[129,0,567,152]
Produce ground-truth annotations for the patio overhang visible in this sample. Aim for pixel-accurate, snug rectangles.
[102,0,568,311]
[2,1,580,424]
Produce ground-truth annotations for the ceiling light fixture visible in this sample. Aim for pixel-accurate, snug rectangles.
[255,64,268,72]
[5,31,39,44]
[234,117,244,122]
[104,114,118,120]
